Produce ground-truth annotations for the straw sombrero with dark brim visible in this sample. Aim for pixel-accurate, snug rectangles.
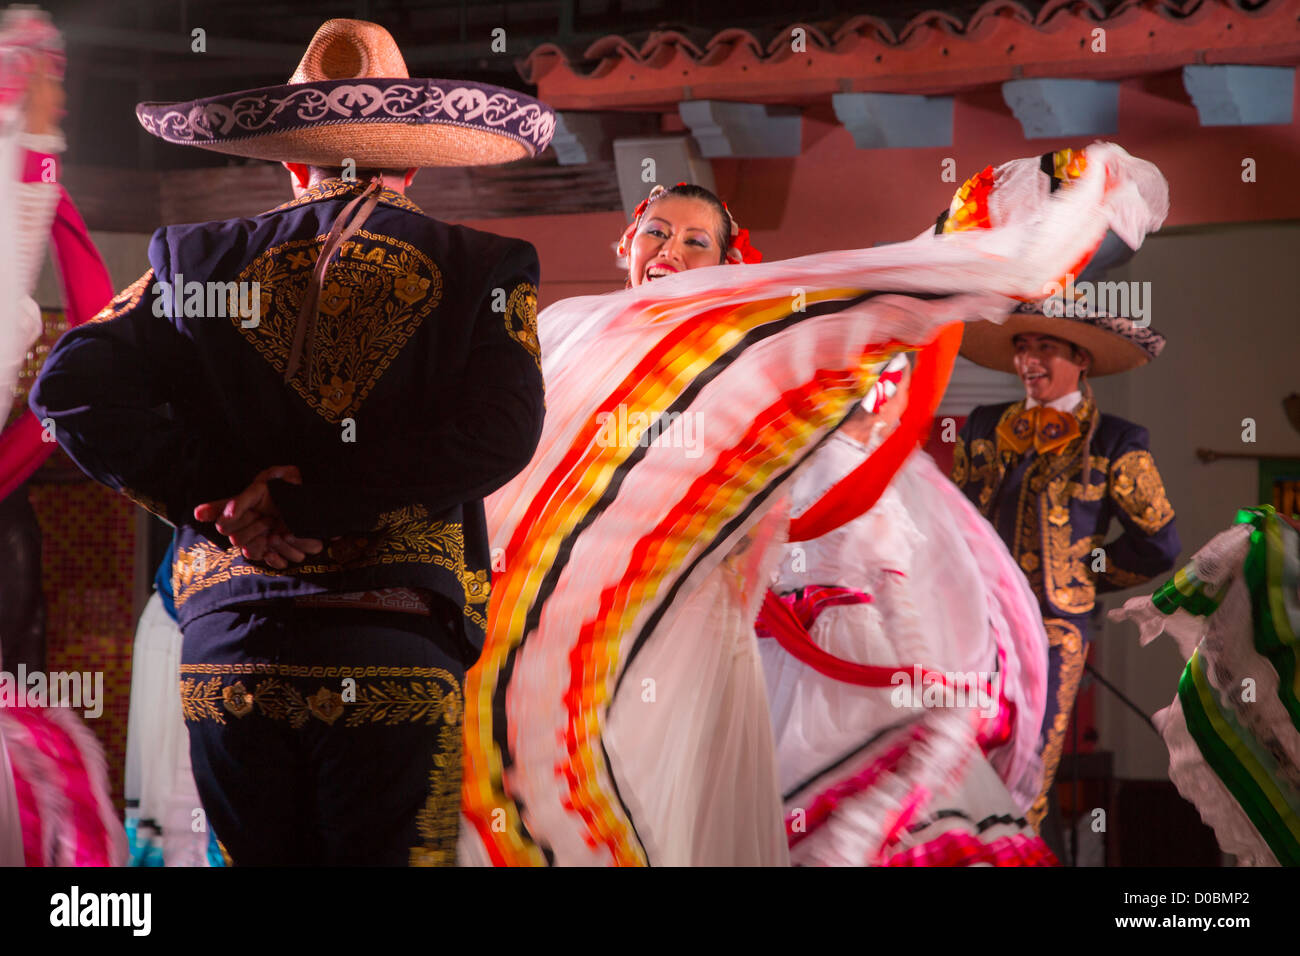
[958,300,1166,377]
[935,146,1168,377]
[134,19,554,168]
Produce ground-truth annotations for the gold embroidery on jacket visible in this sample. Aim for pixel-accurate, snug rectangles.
[1043,524,1105,615]
[1066,455,1110,502]
[996,400,1104,615]
[91,270,154,324]
[459,568,490,604]
[1014,482,1044,603]
[1100,563,1153,590]
[173,505,467,608]
[458,562,491,639]
[970,401,1167,617]
[1110,449,1175,534]
[965,438,1000,514]
[994,401,1028,464]
[270,178,425,217]
[120,486,172,525]
[950,437,969,487]
[1039,460,1109,615]
[504,282,541,370]
[232,230,443,422]
[463,605,488,635]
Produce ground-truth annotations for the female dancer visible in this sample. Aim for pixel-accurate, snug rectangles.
[756,146,1171,867]
[759,354,1055,865]
[461,150,1154,866]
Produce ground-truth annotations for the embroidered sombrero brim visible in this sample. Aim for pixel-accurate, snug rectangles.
[135,77,554,167]
[960,305,1165,377]
[135,19,554,168]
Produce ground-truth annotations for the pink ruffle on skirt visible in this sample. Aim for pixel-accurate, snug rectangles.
[0,705,125,866]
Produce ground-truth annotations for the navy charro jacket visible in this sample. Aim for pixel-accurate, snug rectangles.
[30,177,544,640]
[952,397,1180,627]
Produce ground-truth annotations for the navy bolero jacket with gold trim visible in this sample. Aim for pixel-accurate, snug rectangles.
[30,178,545,641]
[952,397,1180,624]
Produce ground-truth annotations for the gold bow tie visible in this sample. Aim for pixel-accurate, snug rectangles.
[997,405,1080,457]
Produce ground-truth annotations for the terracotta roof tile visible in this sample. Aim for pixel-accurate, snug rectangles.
[519,0,1297,108]
[704,28,766,62]
[897,8,971,41]
[832,16,899,45]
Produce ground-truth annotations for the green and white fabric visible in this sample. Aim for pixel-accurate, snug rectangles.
[1112,506,1300,866]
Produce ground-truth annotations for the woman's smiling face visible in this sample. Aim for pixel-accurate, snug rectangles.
[627,196,727,288]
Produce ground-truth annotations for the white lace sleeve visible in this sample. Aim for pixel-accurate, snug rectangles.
[0,126,62,423]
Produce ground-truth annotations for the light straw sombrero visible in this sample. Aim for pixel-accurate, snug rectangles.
[935,145,1168,377]
[957,298,1166,376]
[134,19,554,167]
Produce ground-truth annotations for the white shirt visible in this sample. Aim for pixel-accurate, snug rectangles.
[1025,389,1082,414]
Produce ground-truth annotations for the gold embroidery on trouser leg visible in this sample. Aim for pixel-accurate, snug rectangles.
[179,661,464,863]
[1028,619,1086,832]
[410,680,464,867]
[180,677,226,723]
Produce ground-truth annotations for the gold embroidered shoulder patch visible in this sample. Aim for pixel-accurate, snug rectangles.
[504,282,540,370]
[91,270,154,324]
[1110,449,1175,534]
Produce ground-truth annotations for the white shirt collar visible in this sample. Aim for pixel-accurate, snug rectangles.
[1025,390,1082,413]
